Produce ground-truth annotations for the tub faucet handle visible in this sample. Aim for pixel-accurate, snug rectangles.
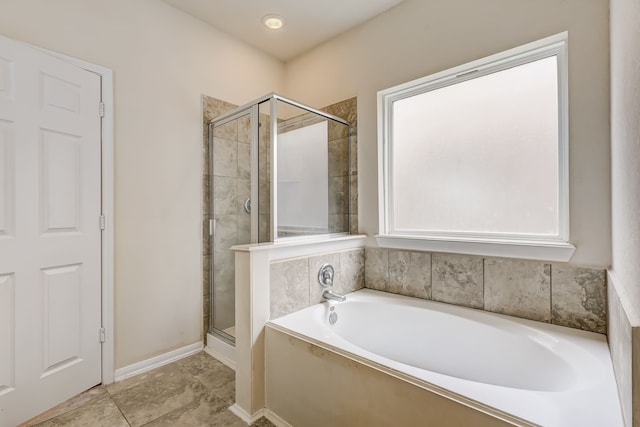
[318,264,334,287]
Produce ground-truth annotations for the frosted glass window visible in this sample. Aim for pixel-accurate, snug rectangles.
[393,57,558,236]
[379,34,569,246]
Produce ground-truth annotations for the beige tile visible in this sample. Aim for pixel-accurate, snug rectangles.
[339,249,365,294]
[237,214,251,245]
[432,254,483,309]
[349,133,357,168]
[328,176,348,215]
[388,250,431,299]
[551,265,606,333]
[212,137,237,178]
[206,409,247,427]
[259,180,270,215]
[202,218,211,256]
[365,247,389,291]
[237,142,250,180]
[202,174,211,216]
[213,215,237,254]
[140,390,228,427]
[175,353,236,403]
[23,387,108,426]
[237,178,250,215]
[328,139,348,178]
[329,214,348,234]
[33,395,128,427]
[270,258,310,319]
[484,259,551,322]
[109,364,210,427]
[238,115,251,143]
[349,174,358,215]
[213,120,237,140]
[213,176,237,215]
[349,214,358,235]
[322,97,357,127]
[308,253,341,304]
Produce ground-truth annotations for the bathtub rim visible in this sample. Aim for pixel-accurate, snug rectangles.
[267,288,624,427]
[265,322,534,427]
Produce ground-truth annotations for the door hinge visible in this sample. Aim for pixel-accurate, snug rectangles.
[209,218,216,236]
[99,328,106,343]
[99,215,106,230]
[99,102,105,118]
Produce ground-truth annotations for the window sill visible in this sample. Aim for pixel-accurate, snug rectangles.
[375,234,576,262]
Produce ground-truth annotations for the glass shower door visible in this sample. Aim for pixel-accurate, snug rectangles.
[209,111,252,342]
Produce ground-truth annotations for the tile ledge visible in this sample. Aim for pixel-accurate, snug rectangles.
[232,235,366,261]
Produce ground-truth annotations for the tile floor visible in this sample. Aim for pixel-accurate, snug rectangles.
[20,352,275,427]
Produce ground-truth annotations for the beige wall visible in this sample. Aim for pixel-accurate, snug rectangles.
[285,0,611,267]
[0,0,284,368]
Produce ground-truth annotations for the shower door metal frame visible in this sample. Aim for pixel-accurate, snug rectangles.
[207,93,352,343]
[208,106,258,344]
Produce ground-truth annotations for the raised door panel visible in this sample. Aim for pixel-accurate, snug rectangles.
[40,129,80,233]
[41,73,81,115]
[0,121,14,238]
[0,273,15,396]
[0,56,13,102]
[41,265,81,377]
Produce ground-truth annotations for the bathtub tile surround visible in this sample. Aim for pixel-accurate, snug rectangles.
[270,258,310,319]
[485,259,551,322]
[432,254,484,309]
[364,247,389,291]
[388,250,432,299]
[270,248,365,318]
[364,247,607,334]
[339,248,365,294]
[552,265,607,333]
[308,252,341,304]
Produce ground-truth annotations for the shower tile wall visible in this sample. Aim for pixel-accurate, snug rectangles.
[321,98,358,234]
[202,95,358,337]
[365,248,608,334]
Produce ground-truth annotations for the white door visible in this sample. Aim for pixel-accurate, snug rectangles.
[0,36,102,427]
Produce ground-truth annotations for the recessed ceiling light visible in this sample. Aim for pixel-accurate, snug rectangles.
[262,14,284,30]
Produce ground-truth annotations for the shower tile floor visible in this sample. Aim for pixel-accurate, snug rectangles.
[20,352,275,427]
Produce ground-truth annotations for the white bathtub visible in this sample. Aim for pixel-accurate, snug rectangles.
[268,289,623,426]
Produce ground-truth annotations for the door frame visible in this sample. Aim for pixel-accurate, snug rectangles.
[28,42,115,384]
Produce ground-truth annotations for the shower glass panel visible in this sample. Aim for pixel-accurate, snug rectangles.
[209,110,255,343]
[209,94,351,344]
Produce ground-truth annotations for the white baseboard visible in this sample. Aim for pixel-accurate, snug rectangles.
[264,409,293,427]
[228,404,292,427]
[229,404,264,424]
[114,342,203,382]
[205,333,236,370]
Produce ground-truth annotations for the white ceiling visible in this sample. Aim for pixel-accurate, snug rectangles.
[160,0,405,62]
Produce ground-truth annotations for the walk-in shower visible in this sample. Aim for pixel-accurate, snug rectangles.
[207,93,353,344]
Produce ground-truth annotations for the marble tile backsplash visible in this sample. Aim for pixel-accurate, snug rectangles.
[270,248,365,319]
[365,248,607,334]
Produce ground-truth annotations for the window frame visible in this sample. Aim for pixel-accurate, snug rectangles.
[376,32,575,261]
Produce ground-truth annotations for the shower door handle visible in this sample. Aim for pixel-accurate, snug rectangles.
[243,198,251,214]
[209,218,216,236]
